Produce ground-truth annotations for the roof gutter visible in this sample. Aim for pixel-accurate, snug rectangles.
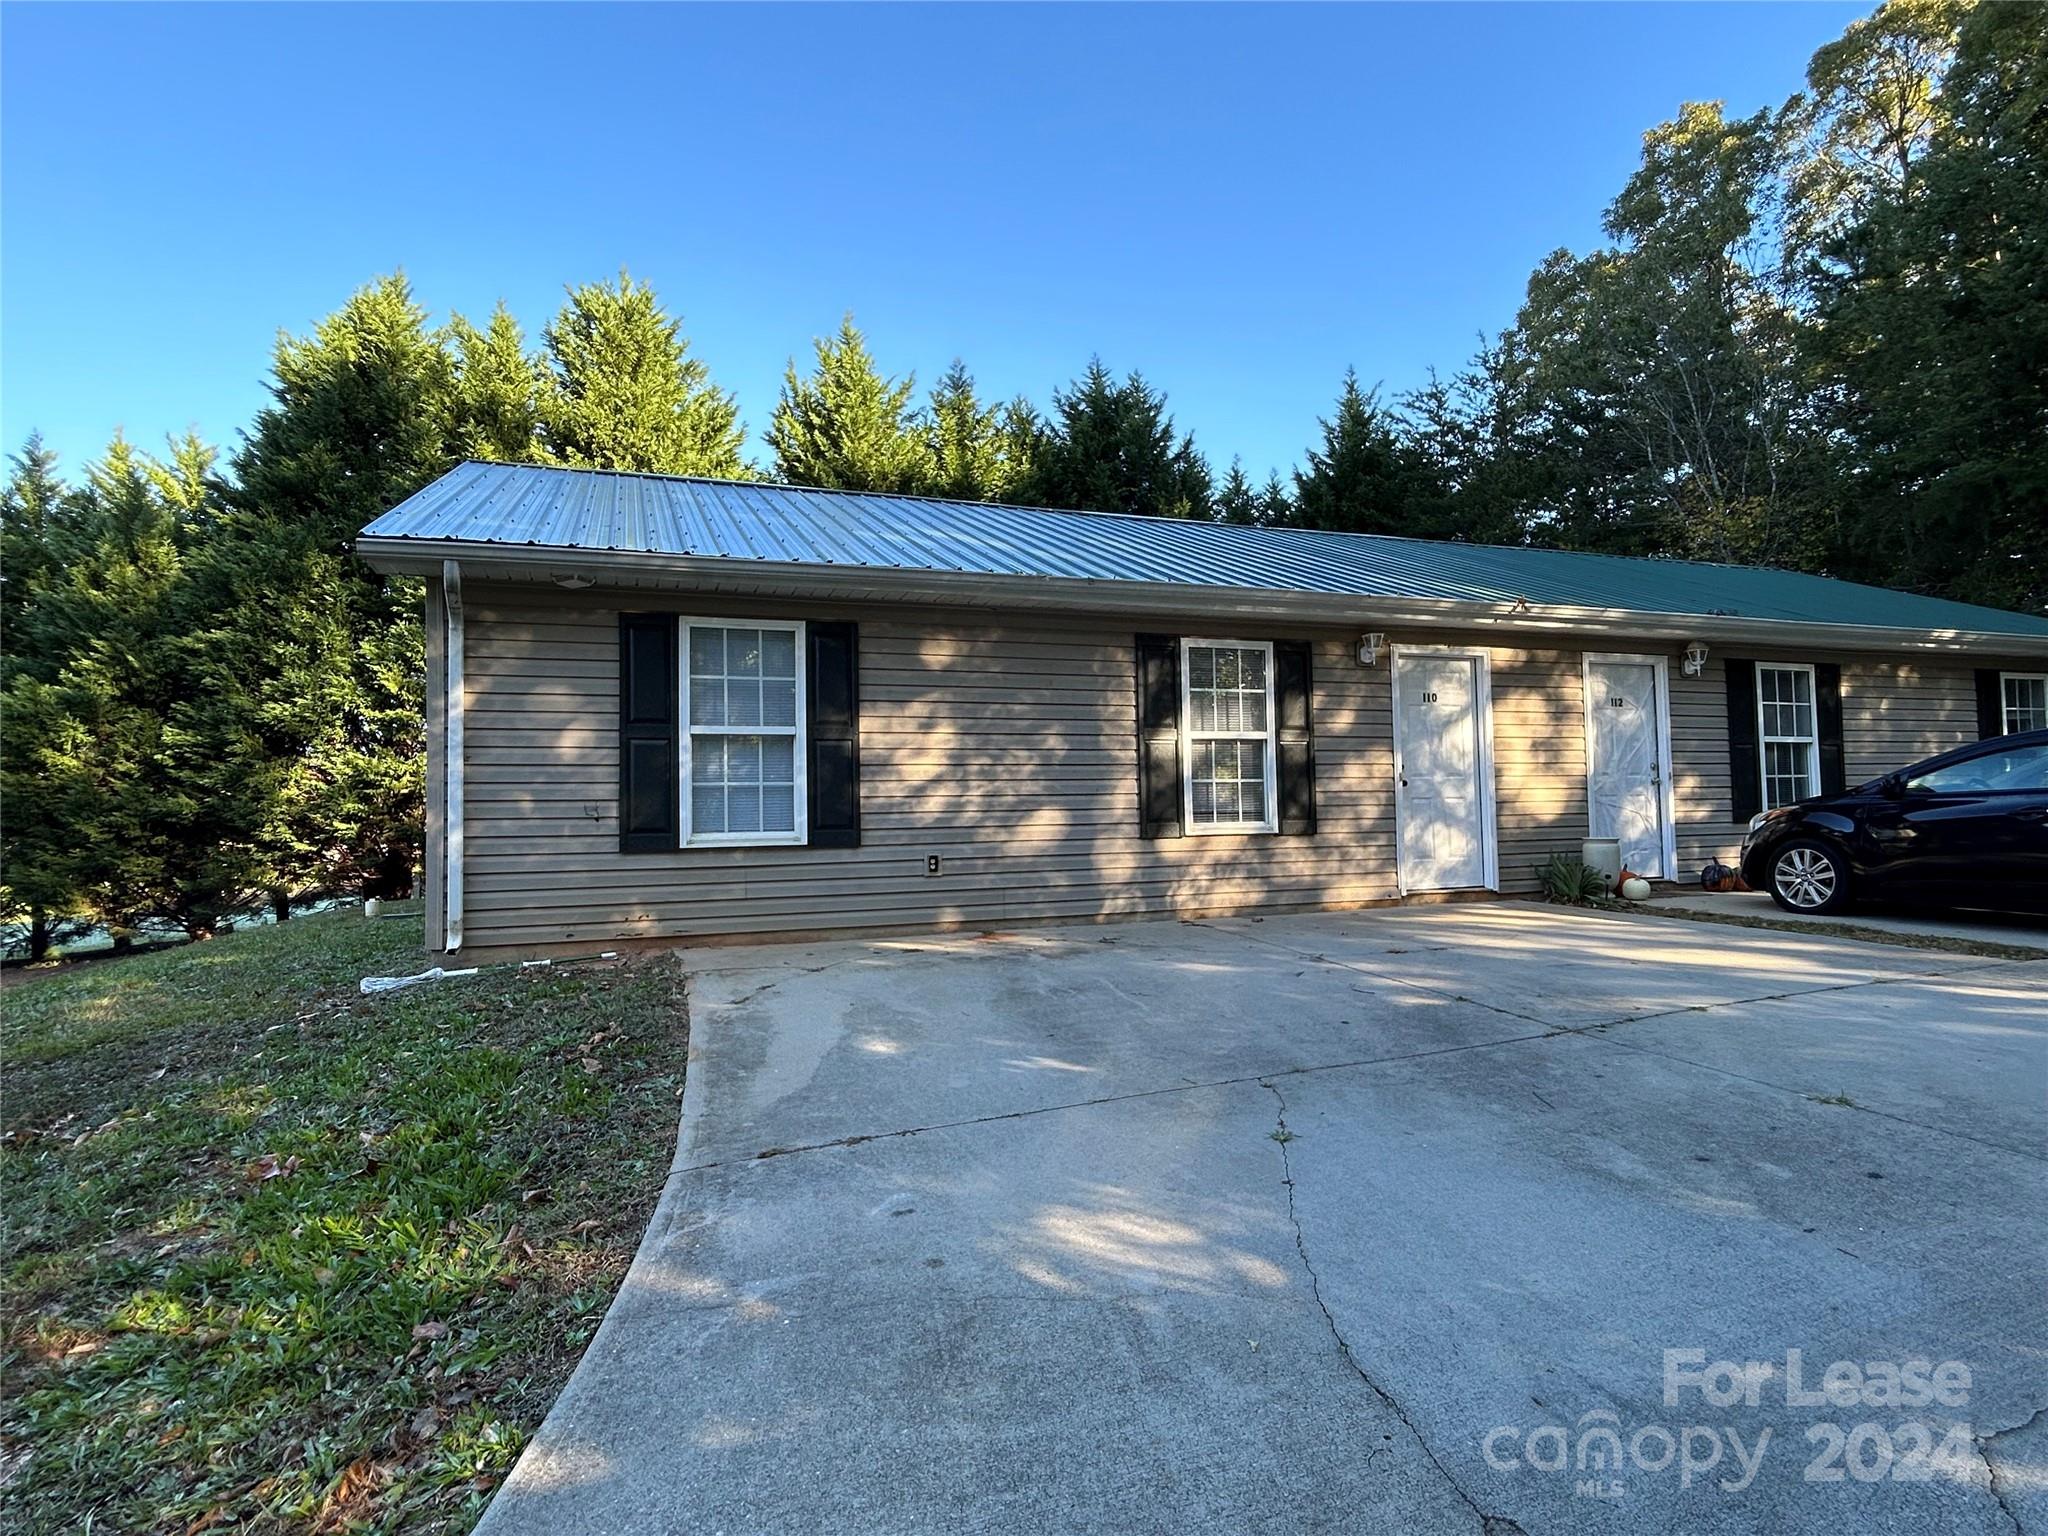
[356,537,2048,658]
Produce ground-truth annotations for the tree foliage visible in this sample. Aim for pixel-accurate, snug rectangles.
[767,315,931,493]
[540,271,745,476]
[1018,360,1212,519]
[924,361,1038,502]
[7,0,2043,949]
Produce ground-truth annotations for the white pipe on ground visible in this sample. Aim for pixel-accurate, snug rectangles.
[443,558,465,953]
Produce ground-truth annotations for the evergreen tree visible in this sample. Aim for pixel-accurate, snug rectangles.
[1292,371,1435,537]
[447,303,544,462]
[923,360,1036,501]
[1215,458,1261,525]
[540,270,745,476]
[1,434,73,631]
[195,273,451,910]
[767,315,933,492]
[3,436,247,944]
[1018,360,1212,518]
[1258,471,1295,527]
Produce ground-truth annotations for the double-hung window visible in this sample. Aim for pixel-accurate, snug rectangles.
[682,620,806,845]
[1756,662,1819,810]
[1180,639,1277,833]
[2004,673,2048,735]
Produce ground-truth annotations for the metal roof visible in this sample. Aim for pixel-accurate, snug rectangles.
[360,460,2048,639]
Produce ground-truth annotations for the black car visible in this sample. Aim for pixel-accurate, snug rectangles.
[1739,728,2048,916]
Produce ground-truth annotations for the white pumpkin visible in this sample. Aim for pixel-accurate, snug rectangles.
[1620,877,1652,901]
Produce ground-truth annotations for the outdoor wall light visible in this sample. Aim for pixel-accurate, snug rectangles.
[1358,632,1387,667]
[1682,640,1710,677]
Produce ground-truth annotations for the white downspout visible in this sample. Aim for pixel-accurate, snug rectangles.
[443,558,465,952]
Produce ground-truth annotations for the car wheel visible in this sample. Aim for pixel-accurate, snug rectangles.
[1768,839,1851,915]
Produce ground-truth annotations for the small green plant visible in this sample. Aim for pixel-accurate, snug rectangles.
[1537,854,1614,906]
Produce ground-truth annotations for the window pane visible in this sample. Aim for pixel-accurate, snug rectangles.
[762,675,797,727]
[1241,649,1266,690]
[727,678,763,727]
[1192,780,1216,822]
[1763,741,1811,809]
[2006,677,2048,733]
[728,629,762,677]
[692,784,726,834]
[694,737,726,784]
[761,735,795,782]
[762,784,796,832]
[1241,779,1266,823]
[690,676,724,727]
[690,627,724,676]
[762,629,797,678]
[727,735,762,781]
[1189,648,1215,691]
[728,786,762,834]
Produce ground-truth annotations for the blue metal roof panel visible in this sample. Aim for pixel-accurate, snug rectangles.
[359,460,2048,637]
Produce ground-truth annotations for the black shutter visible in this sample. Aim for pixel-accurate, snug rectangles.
[1274,640,1317,835]
[1136,634,1183,839]
[807,621,860,848]
[1725,658,1761,824]
[1815,662,1846,795]
[619,614,679,853]
[1976,669,2006,739]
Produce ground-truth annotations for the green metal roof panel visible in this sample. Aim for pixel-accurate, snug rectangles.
[361,461,2048,639]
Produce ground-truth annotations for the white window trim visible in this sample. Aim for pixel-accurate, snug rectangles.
[680,616,808,848]
[1389,644,1500,894]
[1579,651,1678,882]
[2002,671,2048,735]
[1179,637,1279,836]
[1755,661,1820,811]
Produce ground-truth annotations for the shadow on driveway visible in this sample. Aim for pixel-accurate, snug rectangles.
[476,903,2048,1536]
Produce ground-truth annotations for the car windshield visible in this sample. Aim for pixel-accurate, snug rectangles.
[1908,742,2048,793]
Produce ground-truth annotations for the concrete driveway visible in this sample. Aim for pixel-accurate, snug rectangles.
[477,903,2048,1536]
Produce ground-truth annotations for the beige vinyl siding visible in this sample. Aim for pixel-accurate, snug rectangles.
[1670,651,2018,872]
[451,588,1403,952]
[430,581,2029,951]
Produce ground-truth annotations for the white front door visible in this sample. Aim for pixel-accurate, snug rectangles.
[1394,652,1492,891]
[1584,656,1670,879]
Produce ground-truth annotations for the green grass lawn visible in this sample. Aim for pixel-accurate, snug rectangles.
[0,913,689,1534]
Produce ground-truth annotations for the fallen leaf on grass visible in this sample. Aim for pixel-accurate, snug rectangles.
[244,1153,300,1183]
[566,1218,603,1237]
[408,1405,440,1442]
[312,1455,399,1533]
[410,1321,448,1342]
[520,1187,551,1205]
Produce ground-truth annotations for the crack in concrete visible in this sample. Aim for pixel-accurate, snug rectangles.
[1978,1403,2047,1535]
[1211,920,2042,1162]
[1575,1028,2047,1165]
[1261,1078,1528,1536]
[1212,916,2001,1041]
[667,1025,1563,1177]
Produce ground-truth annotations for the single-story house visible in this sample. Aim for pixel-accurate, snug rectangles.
[357,460,2048,957]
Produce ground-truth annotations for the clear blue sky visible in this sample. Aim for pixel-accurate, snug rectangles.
[2,2,1863,485]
